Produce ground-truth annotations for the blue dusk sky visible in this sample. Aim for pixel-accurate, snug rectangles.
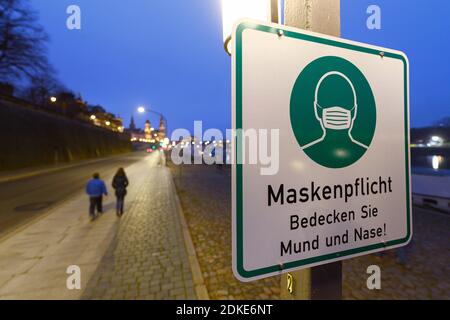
[31,0,450,134]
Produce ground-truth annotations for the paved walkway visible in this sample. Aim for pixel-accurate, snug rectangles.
[0,152,199,299]
[82,157,196,300]
[343,206,450,299]
[170,164,281,300]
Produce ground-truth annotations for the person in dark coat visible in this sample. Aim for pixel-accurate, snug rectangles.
[112,168,129,217]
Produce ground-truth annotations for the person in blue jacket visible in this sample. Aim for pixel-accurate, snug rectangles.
[86,172,108,220]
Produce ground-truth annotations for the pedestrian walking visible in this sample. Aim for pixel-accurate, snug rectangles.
[112,168,129,217]
[86,172,108,220]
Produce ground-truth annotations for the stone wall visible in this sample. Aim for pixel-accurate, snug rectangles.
[0,97,131,171]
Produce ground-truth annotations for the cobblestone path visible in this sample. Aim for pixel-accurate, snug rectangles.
[170,164,281,300]
[343,205,450,299]
[83,157,196,300]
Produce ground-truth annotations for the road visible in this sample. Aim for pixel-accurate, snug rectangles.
[0,152,147,240]
[0,151,200,299]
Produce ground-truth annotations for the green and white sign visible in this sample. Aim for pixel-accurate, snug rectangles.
[232,20,412,282]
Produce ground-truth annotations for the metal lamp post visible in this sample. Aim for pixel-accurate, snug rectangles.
[137,106,169,141]
[220,0,278,55]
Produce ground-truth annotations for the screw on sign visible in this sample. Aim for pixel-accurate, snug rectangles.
[287,273,294,294]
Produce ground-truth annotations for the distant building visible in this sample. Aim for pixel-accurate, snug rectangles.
[144,120,152,141]
[129,116,137,131]
[411,126,449,146]
[111,117,124,133]
[126,117,168,145]
[125,116,143,142]
[158,117,166,141]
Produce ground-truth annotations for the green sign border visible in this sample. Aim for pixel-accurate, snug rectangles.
[234,21,411,279]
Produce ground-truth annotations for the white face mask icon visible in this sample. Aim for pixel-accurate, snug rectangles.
[303,71,369,151]
[315,104,355,130]
[314,71,357,131]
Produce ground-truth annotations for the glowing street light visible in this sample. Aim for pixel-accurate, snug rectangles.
[90,115,96,120]
[137,106,146,113]
[50,96,57,103]
[221,0,273,55]
[431,136,442,142]
[136,105,168,137]
[432,155,442,170]
[105,121,111,126]
[428,135,444,147]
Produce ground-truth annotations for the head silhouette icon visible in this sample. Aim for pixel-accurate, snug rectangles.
[314,72,357,131]
[301,71,369,167]
[304,71,368,152]
[290,56,377,168]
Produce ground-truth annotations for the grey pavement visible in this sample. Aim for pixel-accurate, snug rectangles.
[0,152,198,300]
[0,152,144,240]
[82,153,197,300]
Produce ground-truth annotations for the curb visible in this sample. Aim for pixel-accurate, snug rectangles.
[169,170,210,300]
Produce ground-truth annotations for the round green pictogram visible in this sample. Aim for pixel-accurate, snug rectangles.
[290,56,376,168]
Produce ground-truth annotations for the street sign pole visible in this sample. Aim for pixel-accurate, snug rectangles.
[280,0,342,300]
[231,0,410,295]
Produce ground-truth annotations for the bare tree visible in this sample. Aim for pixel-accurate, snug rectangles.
[0,0,52,83]
[22,74,64,105]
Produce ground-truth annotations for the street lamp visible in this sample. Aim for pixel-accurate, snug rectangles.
[50,96,57,103]
[432,155,442,170]
[90,115,96,120]
[431,136,442,142]
[136,106,168,136]
[221,0,276,55]
[105,121,111,126]
[428,135,444,147]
